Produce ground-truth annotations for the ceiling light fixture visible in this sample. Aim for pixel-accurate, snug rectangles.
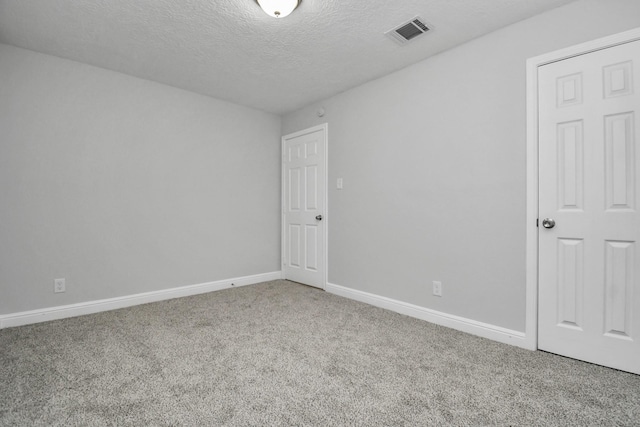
[256,0,300,18]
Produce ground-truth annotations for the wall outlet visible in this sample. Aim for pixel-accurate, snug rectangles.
[432,281,442,297]
[337,178,343,189]
[54,278,66,293]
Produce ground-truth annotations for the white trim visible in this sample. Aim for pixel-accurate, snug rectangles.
[0,271,282,329]
[525,27,640,351]
[281,123,328,290]
[326,282,528,349]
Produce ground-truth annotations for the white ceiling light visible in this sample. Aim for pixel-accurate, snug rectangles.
[256,0,300,18]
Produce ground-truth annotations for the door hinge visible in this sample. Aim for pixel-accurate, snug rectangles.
[536,218,539,227]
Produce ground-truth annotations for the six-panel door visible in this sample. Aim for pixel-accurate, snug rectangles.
[282,126,326,289]
[538,40,640,374]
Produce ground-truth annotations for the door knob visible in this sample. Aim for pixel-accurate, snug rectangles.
[541,218,555,229]
[315,215,323,221]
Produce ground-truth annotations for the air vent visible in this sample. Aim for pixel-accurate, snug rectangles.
[385,17,430,45]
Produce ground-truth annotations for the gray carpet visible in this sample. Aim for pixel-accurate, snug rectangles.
[1,280,639,426]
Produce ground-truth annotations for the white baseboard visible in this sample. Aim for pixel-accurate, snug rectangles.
[0,271,282,329]
[325,282,531,350]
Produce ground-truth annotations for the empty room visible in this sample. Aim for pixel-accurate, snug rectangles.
[1,0,640,425]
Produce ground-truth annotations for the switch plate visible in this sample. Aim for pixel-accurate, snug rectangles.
[337,178,343,189]
[54,278,66,293]
[432,281,442,297]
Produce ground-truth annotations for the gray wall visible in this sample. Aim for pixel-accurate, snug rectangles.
[282,0,640,332]
[0,44,281,314]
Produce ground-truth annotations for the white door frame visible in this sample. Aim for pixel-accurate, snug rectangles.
[281,123,328,289]
[525,27,640,351]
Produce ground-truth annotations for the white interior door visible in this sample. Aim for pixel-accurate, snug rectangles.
[538,40,640,374]
[282,125,326,289]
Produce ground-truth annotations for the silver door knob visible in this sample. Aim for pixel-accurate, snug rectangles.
[542,218,555,229]
[315,215,323,221]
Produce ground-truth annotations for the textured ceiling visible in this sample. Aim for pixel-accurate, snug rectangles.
[0,0,576,114]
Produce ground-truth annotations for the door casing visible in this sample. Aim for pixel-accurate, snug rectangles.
[281,123,328,289]
[525,27,640,351]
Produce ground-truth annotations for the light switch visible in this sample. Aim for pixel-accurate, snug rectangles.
[337,178,343,190]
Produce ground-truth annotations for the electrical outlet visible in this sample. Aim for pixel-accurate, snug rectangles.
[337,178,344,189]
[54,278,66,293]
[432,281,442,297]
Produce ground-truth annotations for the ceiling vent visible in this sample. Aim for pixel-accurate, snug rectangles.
[385,17,430,45]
